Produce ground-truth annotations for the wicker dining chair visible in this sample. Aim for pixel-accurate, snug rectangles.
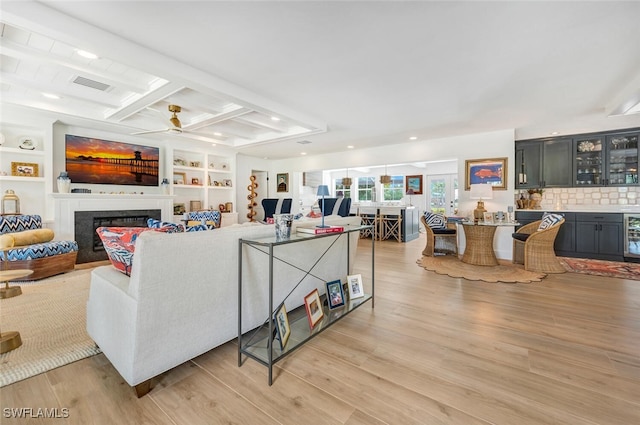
[420,214,458,256]
[512,218,566,273]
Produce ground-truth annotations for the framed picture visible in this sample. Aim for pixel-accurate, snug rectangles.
[173,172,187,185]
[303,289,324,329]
[465,157,507,190]
[189,200,202,211]
[276,173,289,193]
[347,274,365,299]
[223,179,232,187]
[405,175,423,194]
[11,162,39,177]
[483,212,494,223]
[274,303,291,350]
[325,279,345,310]
[191,177,200,185]
[173,203,186,215]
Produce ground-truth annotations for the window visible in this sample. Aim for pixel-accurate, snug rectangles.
[357,176,376,201]
[382,175,404,201]
[335,179,351,199]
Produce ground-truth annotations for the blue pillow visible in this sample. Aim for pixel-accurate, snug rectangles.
[147,218,184,233]
[424,212,446,230]
[538,213,563,231]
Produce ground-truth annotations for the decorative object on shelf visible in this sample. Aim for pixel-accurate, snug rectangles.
[173,172,186,185]
[18,136,36,150]
[325,279,345,310]
[578,141,595,152]
[406,188,415,206]
[223,179,232,187]
[1,190,20,214]
[189,200,202,212]
[11,162,39,177]
[274,213,293,241]
[225,202,233,212]
[160,178,170,194]
[218,203,226,212]
[276,173,288,193]
[518,152,528,184]
[316,185,330,228]
[191,178,200,185]
[341,168,352,187]
[57,171,71,193]
[303,288,324,330]
[173,157,186,166]
[470,183,493,223]
[189,161,201,168]
[465,157,507,190]
[274,303,290,350]
[247,175,258,222]
[380,165,392,185]
[527,188,544,209]
[347,274,364,299]
[507,205,514,221]
[173,203,186,215]
[70,188,91,193]
[405,175,423,194]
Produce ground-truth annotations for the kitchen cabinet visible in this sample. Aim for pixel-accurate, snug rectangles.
[515,138,573,189]
[574,213,623,261]
[574,130,639,187]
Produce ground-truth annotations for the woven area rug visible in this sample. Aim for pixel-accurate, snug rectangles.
[0,268,101,387]
[417,255,547,283]
[560,257,640,281]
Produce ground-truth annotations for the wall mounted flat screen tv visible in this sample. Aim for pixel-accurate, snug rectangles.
[65,135,160,186]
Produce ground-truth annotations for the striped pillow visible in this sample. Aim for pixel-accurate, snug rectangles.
[538,213,563,231]
[424,212,446,230]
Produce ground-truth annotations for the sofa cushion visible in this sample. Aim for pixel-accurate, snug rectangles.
[147,218,185,233]
[0,214,43,234]
[1,228,55,248]
[538,213,563,231]
[423,212,447,230]
[2,240,78,261]
[96,227,154,276]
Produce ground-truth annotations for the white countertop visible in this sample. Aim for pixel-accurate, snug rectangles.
[517,205,640,213]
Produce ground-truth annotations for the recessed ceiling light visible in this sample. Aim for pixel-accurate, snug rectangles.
[409,136,418,140]
[42,92,60,99]
[271,116,281,121]
[211,143,216,147]
[300,152,307,155]
[550,131,559,135]
[347,145,354,149]
[213,132,222,136]
[76,49,98,59]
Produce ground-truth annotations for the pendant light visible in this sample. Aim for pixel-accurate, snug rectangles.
[342,168,352,187]
[380,165,391,185]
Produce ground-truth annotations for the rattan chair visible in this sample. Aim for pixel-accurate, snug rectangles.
[512,218,566,273]
[420,215,458,256]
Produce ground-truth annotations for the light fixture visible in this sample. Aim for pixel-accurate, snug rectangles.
[342,168,352,187]
[1,190,20,215]
[409,136,418,140]
[214,132,223,136]
[271,116,281,121]
[42,92,60,99]
[406,188,415,206]
[316,185,330,228]
[347,145,354,149]
[380,165,391,184]
[550,131,559,135]
[76,49,98,59]
[470,183,493,223]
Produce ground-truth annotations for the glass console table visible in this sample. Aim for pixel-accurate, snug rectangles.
[238,224,374,385]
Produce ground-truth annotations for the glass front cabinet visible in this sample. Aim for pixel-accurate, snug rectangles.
[573,130,639,187]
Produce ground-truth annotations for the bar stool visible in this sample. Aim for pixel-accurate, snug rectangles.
[357,206,379,239]
[378,207,402,242]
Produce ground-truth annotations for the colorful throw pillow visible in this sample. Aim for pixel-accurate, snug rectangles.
[424,212,446,230]
[185,224,208,232]
[147,218,184,233]
[538,212,564,231]
[96,227,153,276]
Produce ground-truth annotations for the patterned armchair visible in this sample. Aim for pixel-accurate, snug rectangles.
[185,210,221,230]
[0,214,78,280]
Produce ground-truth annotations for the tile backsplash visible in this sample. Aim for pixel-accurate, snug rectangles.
[515,187,640,209]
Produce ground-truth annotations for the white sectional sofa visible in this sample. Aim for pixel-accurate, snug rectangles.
[86,215,361,396]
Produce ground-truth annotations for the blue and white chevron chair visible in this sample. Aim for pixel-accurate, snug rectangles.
[0,214,78,280]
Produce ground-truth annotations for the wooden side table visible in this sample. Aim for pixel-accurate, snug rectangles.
[0,269,33,353]
[461,224,499,266]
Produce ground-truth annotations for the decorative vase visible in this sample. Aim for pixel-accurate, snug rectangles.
[529,192,542,209]
[161,178,170,195]
[57,171,71,193]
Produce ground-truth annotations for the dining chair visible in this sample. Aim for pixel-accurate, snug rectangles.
[512,214,566,273]
[420,213,458,256]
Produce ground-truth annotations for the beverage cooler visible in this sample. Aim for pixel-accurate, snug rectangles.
[624,214,640,259]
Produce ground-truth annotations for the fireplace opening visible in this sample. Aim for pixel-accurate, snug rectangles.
[75,209,161,263]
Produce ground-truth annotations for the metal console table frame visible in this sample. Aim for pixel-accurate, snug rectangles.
[238,224,374,385]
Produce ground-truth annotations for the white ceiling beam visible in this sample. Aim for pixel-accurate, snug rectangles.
[184,106,252,131]
[105,82,184,121]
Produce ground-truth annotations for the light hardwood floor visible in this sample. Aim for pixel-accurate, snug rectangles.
[2,235,639,425]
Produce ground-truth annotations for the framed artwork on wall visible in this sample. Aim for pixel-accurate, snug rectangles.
[465,157,507,190]
[277,173,289,193]
[405,175,423,194]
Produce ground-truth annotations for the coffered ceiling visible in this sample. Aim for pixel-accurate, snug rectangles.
[1,1,640,159]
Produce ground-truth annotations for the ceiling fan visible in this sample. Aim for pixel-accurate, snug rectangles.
[131,104,186,135]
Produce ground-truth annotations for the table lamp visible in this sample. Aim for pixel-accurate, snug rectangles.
[470,183,493,223]
[317,185,330,228]
[406,188,415,206]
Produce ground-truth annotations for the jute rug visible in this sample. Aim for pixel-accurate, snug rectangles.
[0,268,101,387]
[417,255,547,283]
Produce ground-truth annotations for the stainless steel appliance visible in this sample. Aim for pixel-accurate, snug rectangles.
[624,214,640,259]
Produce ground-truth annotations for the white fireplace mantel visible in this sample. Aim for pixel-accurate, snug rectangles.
[52,193,174,240]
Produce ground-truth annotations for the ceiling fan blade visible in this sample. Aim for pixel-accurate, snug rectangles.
[131,128,170,135]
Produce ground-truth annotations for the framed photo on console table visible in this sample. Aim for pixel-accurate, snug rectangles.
[303,289,324,329]
[325,279,345,310]
[274,303,291,350]
[347,274,365,299]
